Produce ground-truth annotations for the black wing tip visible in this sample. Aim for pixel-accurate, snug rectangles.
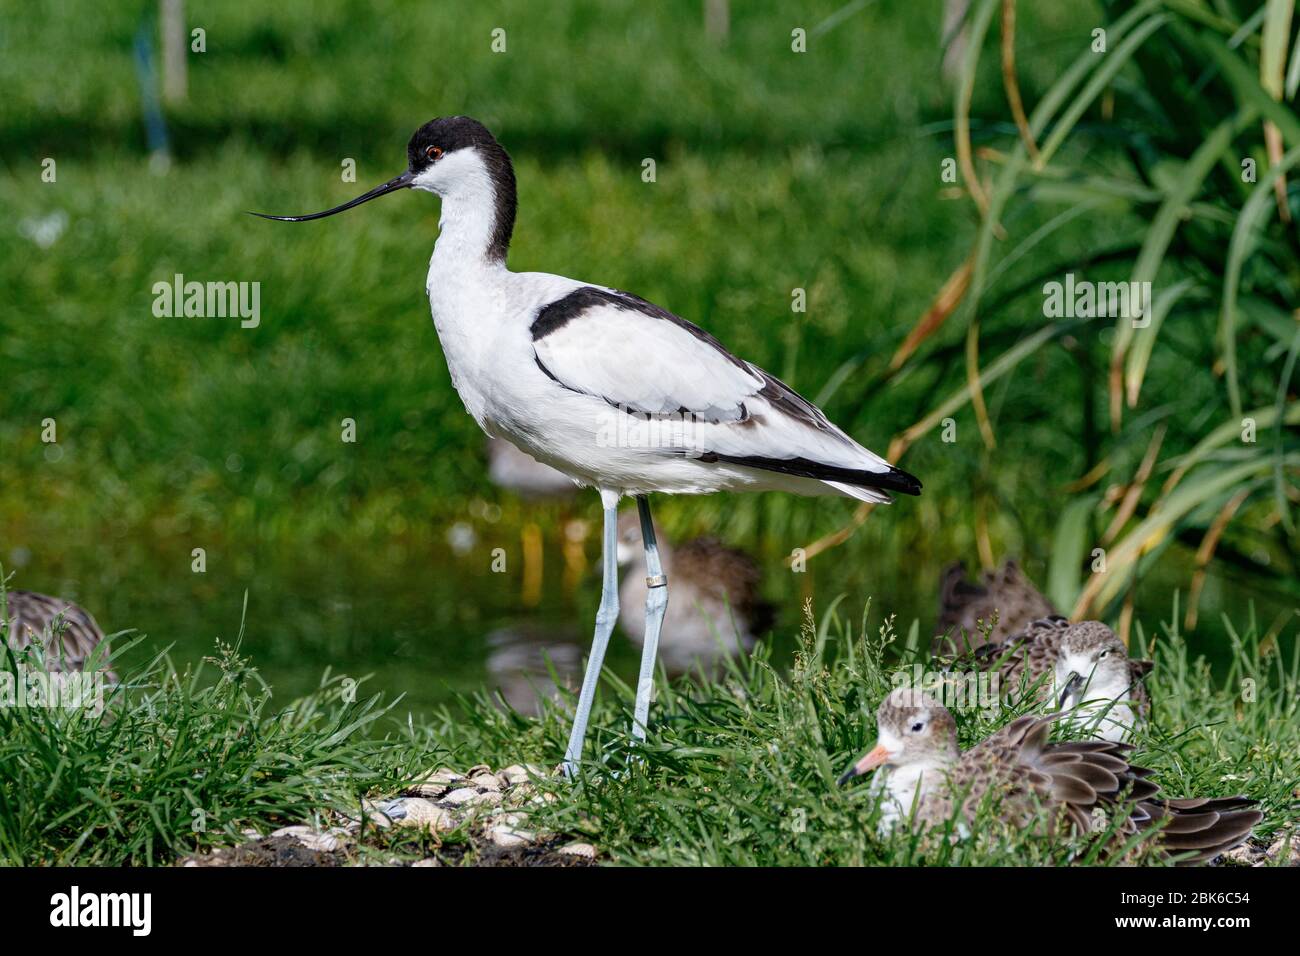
[707,454,922,496]
[858,464,921,496]
[880,465,922,496]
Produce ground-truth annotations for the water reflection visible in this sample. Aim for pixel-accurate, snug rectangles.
[2,513,1272,724]
[484,623,583,716]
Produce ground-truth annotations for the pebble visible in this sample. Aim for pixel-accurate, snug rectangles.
[1223,844,1258,865]
[256,763,598,863]
[498,764,535,787]
[1222,830,1297,867]
[443,787,482,805]
[1266,832,1298,866]
[413,767,464,798]
[488,823,536,848]
[267,826,352,853]
[423,767,464,786]
[487,811,537,848]
[356,800,394,829]
[381,797,455,832]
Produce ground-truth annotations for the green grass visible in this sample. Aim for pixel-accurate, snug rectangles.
[458,600,1299,865]
[5,597,1291,866]
[0,636,433,865]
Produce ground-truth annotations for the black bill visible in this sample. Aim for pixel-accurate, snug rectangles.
[248,170,415,222]
[1057,672,1083,710]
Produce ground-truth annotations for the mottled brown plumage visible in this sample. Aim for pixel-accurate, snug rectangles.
[841,688,1260,863]
[960,617,1153,740]
[932,559,1057,655]
[616,514,773,674]
[3,589,116,680]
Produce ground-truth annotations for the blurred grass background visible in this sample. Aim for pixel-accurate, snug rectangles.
[1,0,1296,713]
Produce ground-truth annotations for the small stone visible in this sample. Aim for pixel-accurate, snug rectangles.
[412,858,440,868]
[1265,833,1299,866]
[558,842,597,859]
[498,764,533,787]
[413,767,463,798]
[443,787,481,805]
[269,825,352,852]
[240,828,262,841]
[382,797,456,832]
[425,768,465,786]
[270,825,314,840]
[488,823,535,848]
[358,800,394,828]
[1222,844,1260,866]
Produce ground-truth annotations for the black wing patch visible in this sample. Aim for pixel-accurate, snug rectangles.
[531,286,832,434]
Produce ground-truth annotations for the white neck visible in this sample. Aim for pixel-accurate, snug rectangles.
[421,148,513,275]
[432,196,501,273]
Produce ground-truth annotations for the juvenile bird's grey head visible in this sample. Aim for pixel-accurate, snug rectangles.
[1054,621,1131,709]
[837,687,959,785]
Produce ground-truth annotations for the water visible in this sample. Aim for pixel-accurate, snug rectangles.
[3,508,1281,724]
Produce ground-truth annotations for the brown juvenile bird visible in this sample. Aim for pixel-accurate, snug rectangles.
[616,513,773,675]
[964,617,1153,741]
[4,589,117,681]
[932,559,1057,655]
[838,688,1261,864]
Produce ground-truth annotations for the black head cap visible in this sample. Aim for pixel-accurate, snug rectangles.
[405,116,517,262]
[406,116,500,171]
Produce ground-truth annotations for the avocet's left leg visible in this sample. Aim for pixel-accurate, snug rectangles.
[631,495,668,742]
[563,493,620,778]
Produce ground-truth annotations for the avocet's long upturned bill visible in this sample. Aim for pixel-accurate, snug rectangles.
[252,116,921,776]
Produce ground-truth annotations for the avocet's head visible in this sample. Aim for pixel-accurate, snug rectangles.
[250,116,517,260]
[1053,621,1131,708]
[836,687,959,785]
[403,116,515,201]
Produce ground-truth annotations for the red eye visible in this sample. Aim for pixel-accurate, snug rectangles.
[426,145,443,161]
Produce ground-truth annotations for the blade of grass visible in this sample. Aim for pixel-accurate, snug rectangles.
[1220,143,1300,416]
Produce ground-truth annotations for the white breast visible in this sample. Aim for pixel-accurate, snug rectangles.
[1055,667,1136,742]
[873,762,940,835]
[424,258,577,433]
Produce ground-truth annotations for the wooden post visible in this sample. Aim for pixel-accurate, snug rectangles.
[160,0,187,103]
[704,0,729,43]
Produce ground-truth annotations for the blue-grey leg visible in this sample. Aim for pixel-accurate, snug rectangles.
[631,495,668,742]
[562,498,620,778]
